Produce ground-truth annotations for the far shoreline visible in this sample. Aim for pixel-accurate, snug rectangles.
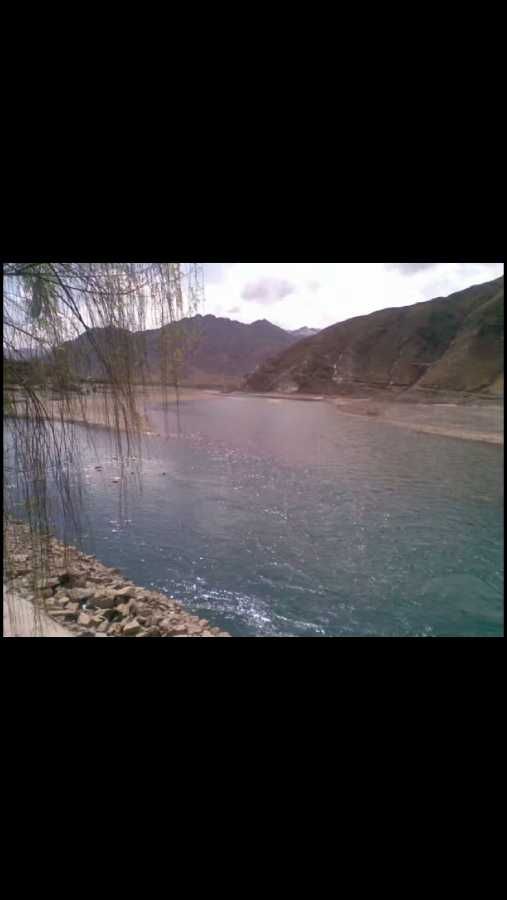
[4,384,503,446]
[226,390,503,445]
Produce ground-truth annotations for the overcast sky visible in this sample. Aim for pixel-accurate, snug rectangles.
[202,263,504,331]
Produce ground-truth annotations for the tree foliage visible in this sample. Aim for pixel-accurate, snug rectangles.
[3,262,204,627]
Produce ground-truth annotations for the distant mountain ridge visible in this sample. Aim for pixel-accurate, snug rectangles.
[138,315,302,380]
[244,276,504,400]
[47,314,305,385]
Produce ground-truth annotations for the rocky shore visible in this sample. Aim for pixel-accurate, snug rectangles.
[3,521,230,638]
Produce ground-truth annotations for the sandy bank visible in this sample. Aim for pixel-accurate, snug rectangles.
[5,386,503,445]
[327,397,503,445]
[5,390,153,433]
[4,386,230,435]
[233,390,503,445]
[230,390,325,402]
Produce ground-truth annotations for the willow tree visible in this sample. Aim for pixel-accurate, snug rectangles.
[3,262,204,627]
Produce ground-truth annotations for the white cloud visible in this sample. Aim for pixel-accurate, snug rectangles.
[202,262,503,330]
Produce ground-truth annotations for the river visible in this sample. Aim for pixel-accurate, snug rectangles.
[4,392,504,636]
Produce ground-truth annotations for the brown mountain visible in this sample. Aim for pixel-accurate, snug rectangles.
[137,315,303,381]
[46,315,303,386]
[243,276,504,400]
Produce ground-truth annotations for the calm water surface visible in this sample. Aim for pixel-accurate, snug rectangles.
[5,394,504,636]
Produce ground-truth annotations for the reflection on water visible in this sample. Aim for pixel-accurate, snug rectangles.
[4,394,504,636]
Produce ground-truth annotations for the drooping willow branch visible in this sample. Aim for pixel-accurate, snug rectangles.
[3,262,205,629]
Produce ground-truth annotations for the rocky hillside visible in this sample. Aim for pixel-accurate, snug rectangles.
[244,276,504,400]
[47,315,303,384]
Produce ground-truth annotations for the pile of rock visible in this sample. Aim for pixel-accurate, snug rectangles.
[4,522,230,638]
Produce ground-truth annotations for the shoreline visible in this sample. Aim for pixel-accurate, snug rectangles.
[229,391,503,445]
[326,403,503,445]
[5,385,503,446]
[3,521,231,638]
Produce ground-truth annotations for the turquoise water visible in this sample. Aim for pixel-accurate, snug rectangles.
[4,396,504,636]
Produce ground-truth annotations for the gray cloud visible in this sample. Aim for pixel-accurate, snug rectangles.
[385,263,440,275]
[386,262,503,277]
[227,305,240,315]
[241,278,295,304]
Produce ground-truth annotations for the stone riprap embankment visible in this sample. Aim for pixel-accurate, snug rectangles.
[4,521,230,638]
